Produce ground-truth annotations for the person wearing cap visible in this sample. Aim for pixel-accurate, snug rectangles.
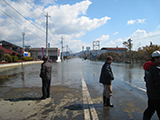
[143,50,160,120]
[99,56,114,107]
[40,56,52,99]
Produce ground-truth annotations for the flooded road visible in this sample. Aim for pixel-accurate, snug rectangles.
[0,58,159,120]
[0,58,145,90]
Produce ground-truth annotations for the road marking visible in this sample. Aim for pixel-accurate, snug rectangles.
[81,73,99,120]
[92,71,146,92]
[115,76,146,92]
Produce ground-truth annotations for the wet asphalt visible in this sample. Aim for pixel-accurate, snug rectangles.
[0,58,159,120]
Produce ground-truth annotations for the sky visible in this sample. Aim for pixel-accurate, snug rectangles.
[0,0,160,53]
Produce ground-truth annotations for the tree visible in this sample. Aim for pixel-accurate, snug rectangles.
[0,49,5,61]
[123,40,133,50]
[140,44,160,60]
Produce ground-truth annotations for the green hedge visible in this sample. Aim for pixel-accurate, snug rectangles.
[4,54,34,62]
[22,57,34,61]
[12,56,19,62]
[0,49,5,61]
[5,54,13,63]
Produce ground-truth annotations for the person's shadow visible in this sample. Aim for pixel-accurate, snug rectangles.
[4,97,41,102]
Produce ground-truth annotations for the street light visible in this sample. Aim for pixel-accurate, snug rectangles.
[21,32,25,49]
[21,32,25,56]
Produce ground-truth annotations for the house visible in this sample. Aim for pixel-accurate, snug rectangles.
[0,40,22,56]
[101,47,127,54]
[0,43,20,56]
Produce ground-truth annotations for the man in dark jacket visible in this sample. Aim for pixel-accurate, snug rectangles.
[40,56,52,99]
[99,56,114,107]
[143,50,160,120]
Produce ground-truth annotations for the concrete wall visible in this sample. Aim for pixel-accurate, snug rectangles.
[0,61,43,68]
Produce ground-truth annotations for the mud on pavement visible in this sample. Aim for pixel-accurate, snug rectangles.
[0,85,84,120]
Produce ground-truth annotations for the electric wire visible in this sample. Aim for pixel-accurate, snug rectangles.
[26,0,61,45]
[3,0,58,46]
[16,0,44,25]
[3,0,46,33]
[27,0,62,45]
[133,33,160,41]
[0,8,44,41]
[27,0,62,37]
[25,0,45,19]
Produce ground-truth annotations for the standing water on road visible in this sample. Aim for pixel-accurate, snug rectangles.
[0,58,146,91]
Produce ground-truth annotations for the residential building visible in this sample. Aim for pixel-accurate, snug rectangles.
[0,40,22,56]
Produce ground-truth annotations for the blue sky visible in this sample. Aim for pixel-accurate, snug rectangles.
[0,0,160,52]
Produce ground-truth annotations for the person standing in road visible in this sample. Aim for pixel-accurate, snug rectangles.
[40,56,52,99]
[143,50,160,120]
[99,56,114,107]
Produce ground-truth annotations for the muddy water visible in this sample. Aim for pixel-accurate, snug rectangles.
[0,58,145,90]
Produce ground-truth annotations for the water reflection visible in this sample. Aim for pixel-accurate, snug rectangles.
[0,59,146,89]
[112,62,145,89]
[20,65,25,87]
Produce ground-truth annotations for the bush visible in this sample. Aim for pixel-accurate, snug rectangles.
[12,56,19,62]
[22,57,34,61]
[0,49,5,61]
[5,54,13,63]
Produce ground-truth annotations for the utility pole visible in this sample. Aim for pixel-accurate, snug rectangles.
[44,12,50,57]
[128,38,132,64]
[66,45,68,52]
[61,37,64,61]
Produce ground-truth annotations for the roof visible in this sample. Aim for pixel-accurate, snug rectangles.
[101,47,127,50]
[0,45,19,55]
[0,40,22,48]
[29,48,58,51]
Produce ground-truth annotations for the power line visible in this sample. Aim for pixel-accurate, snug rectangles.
[3,0,45,33]
[29,0,45,14]
[0,8,44,41]
[133,33,160,41]
[24,0,58,43]
[25,0,45,19]
[26,0,62,45]
[48,23,60,40]
[16,0,44,24]
[2,0,62,47]
[25,0,60,45]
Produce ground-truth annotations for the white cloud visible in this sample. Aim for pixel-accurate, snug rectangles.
[127,19,136,25]
[137,19,146,23]
[95,35,110,42]
[113,32,118,35]
[103,38,123,48]
[130,29,160,50]
[45,1,111,34]
[106,41,115,46]
[41,0,57,6]
[127,19,146,25]
[102,27,160,50]
[131,29,147,37]
[0,0,111,52]
[115,38,123,43]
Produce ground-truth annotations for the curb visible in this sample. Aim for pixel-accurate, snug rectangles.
[0,61,43,68]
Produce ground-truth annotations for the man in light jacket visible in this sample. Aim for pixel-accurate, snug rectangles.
[99,56,114,107]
